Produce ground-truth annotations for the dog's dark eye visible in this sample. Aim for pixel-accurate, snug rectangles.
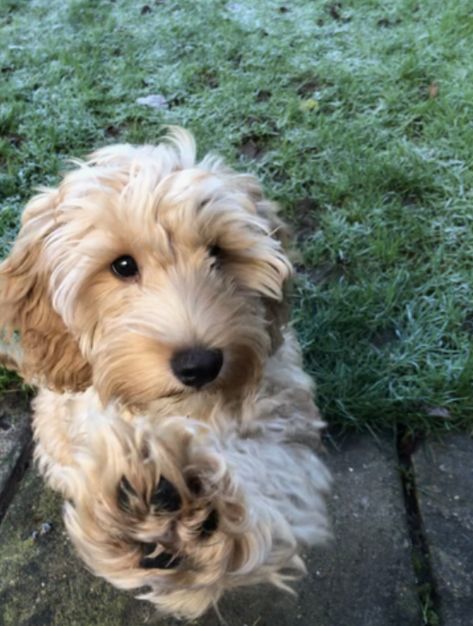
[208,244,222,260]
[208,244,223,269]
[111,255,139,279]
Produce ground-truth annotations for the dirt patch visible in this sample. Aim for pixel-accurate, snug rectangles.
[369,325,400,349]
[297,79,322,97]
[238,136,267,160]
[291,197,321,240]
[104,124,123,138]
[462,312,473,335]
[290,72,331,97]
[6,134,24,148]
[326,2,351,22]
[237,123,277,160]
[255,89,272,102]
[377,17,402,28]
[304,263,345,286]
[190,67,219,90]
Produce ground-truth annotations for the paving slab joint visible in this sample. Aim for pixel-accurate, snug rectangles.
[396,427,442,626]
[0,436,33,525]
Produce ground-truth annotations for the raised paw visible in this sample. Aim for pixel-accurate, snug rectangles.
[114,467,223,574]
[63,418,250,618]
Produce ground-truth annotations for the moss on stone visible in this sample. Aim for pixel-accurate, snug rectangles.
[0,469,153,625]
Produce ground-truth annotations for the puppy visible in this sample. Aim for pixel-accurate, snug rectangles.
[0,128,330,619]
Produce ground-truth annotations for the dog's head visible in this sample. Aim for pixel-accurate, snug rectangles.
[0,128,291,409]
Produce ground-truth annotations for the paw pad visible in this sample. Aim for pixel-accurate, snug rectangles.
[140,543,182,570]
[200,509,219,537]
[150,476,182,513]
[117,476,138,513]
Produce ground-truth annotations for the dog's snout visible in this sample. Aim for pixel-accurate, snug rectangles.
[171,347,223,388]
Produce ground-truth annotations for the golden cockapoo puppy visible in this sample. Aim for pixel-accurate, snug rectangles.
[0,128,330,618]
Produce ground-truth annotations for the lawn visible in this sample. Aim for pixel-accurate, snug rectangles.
[1,0,472,434]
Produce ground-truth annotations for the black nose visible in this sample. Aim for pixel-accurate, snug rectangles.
[171,347,223,388]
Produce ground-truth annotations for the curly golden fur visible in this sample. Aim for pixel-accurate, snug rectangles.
[0,128,330,619]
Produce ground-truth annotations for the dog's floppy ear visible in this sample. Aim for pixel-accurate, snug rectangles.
[255,199,292,354]
[0,190,92,391]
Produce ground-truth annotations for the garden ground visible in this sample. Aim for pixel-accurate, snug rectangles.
[1,1,473,625]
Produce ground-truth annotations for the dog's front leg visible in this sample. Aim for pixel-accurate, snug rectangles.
[217,425,331,578]
[59,414,328,618]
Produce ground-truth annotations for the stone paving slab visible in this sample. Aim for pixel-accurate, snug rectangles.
[0,468,155,626]
[0,435,419,626]
[189,434,420,626]
[0,393,32,520]
[413,435,473,626]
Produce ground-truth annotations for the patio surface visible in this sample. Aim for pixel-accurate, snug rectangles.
[0,395,471,626]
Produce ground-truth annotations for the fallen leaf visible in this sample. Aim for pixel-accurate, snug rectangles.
[425,406,450,419]
[428,81,439,98]
[299,98,319,112]
[136,94,169,110]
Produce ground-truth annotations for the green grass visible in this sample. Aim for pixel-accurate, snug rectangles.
[1,0,472,434]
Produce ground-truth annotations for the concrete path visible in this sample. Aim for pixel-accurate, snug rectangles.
[0,392,31,521]
[0,396,470,626]
[413,436,473,626]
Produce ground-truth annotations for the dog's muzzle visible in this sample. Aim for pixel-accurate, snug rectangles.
[171,347,223,389]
